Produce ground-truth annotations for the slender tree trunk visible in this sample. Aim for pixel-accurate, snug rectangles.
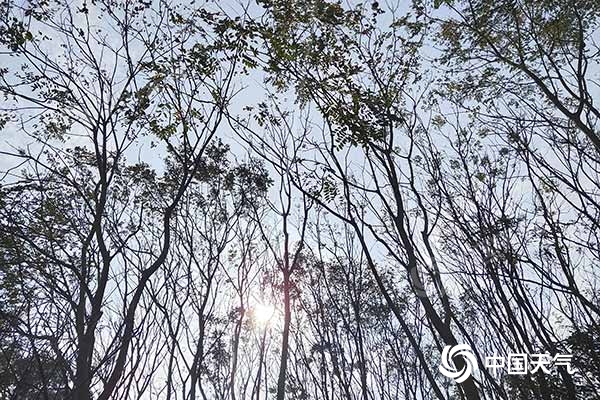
[276,271,292,400]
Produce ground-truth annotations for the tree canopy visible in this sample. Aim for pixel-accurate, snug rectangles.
[0,1,599,399]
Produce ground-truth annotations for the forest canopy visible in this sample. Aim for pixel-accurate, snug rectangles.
[0,0,599,399]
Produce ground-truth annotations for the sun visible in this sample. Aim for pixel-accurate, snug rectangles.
[253,303,275,325]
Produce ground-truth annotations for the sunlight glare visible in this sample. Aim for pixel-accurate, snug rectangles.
[253,303,275,326]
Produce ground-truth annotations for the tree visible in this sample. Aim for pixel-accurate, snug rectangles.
[241,1,480,398]
[0,1,246,398]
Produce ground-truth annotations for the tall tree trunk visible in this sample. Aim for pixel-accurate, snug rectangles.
[276,271,292,400]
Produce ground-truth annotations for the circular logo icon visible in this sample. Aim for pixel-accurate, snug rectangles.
[439,344,477,383]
